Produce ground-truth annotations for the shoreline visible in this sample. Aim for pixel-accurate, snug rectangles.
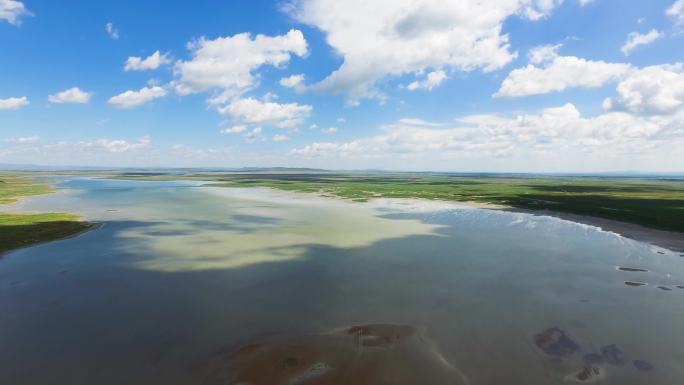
[0,176,102,256]
[0,221,102,258]
[364,196,683,253]
[12,178,678,255]
[501,208,684,253]
[207,185,684,253]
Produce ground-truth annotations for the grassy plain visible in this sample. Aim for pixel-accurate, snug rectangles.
[116,172,684,233]
[0,175,97,254]
[0,174,54,204]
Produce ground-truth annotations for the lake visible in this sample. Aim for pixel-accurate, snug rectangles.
[1,178,682,385]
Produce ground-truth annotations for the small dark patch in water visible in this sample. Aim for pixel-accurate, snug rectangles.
[282,356,300,368]
[618,267,648,272]
[657,286,672,291]
[633,360,654,372]
[533,328,580,357]
[677,286,684,290]
[574,366,601,382]
[656,251,665,255]
[9,280,23,286]
[625,281,646,287]
[231,214,283,225]
[56,270,69,276]
[601,345,626,366]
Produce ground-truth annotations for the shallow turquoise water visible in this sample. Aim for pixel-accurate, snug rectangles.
[0,178,682,385]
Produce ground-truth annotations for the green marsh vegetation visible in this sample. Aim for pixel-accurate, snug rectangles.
[116,172,684,233]
[0,175,97,254]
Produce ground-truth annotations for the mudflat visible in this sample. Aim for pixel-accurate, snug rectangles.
[204,324,468,385]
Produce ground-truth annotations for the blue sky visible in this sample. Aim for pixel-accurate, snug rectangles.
[1,0,683,171]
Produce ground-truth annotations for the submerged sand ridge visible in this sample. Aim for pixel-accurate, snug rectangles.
[202,324,469,385]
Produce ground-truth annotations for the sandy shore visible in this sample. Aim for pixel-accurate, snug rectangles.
[506,208,684,253]
[361,196,683,253]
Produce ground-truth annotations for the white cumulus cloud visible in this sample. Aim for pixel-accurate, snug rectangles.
[173,29,308,102]
[603,63,684,115]
[283,0,574,103]
[85,136,151,153]
[220,124,248,134]
[667,0,684,27]
[621,29,663,56]
[5,135,39,144]
[495,44,632,97]
[105,22,119,39]
[291,104,682,170]
[407,70,447,91]
[399,117,442,127]
[0,96,28,110]
[279,73,306,91]
[219,97,312,129]
[108,86,167,109]
[0,136,245,167]
[48,87,93,104]
[272,134,290,142]
[291,68,684,171]
[125,51,171,71]
[170,144,231,161]
[245,127,263,143]
[0,0,31,25]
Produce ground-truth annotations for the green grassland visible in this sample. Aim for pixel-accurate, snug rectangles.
[0,175,97,254]
[0,174,54,204]
[116,172,684,233]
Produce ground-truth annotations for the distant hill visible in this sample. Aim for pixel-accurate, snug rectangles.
[0,163,682,179]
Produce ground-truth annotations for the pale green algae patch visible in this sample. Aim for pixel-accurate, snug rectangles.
[116,187,442,272]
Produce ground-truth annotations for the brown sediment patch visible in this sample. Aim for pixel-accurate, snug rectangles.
[533,328,580,357]
[201,324,468,385]
[624,281,647,287]
[569,366,603,383]
[600,345,626,366]
[633,360,654,372]
[617,267,648,272]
